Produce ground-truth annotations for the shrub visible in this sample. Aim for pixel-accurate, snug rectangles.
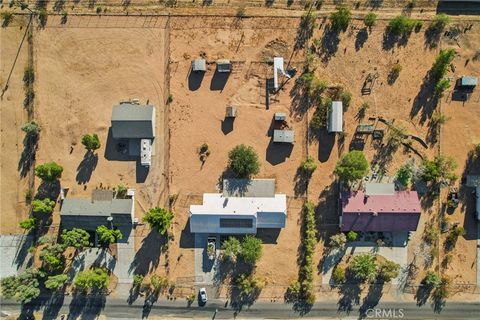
[434,79,450,97]
[434,276,451,299]
[19,218,36,231]
[332,266,346,284]
[431,49,456,82]
[386,125,407,148]
[340,91,352,108]
[396,163,414,187]
[378,260,400,282]
[133,274,144,287]
[61,10,68,24]
[330,6,351,31]
[228,144,260,178]
[346,231,358,242]
[21,121,40,137]
[310,106,325,130]
[241,235,262,265]
[1,11,14,27]
[61,228,91,250]
[364,12,377,28]
[35,162,63,181]
[334,150,369,182]
[143,207,174,235]
[349,253,377,282]
[236,6,246,18]
[25,188,33,204]
[391,63,402,75]
[221,236,242,262]
[236,274,265,296]
[23,66,34,85]
[45,274,68,290]
[446,225,465,248]
[74,268,109,291]
[31,198,55,214]
[116,184,128,199]
[431,111,449,125]
[300,156,317,175]
[38,9,48,27]
[424,225,439,244]
[151,275,168,293]
[329,233,346,249]
[0,268,41,304]
[430,13,450,31]
[81,133,101,151]
[186,293,196,304]
[421,154,457,184]
[424,271,441,288]
[96,225,123,245]
[388,15,419,35]
[298,201,317,297]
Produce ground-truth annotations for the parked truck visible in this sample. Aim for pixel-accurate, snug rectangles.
[207,237,216,260]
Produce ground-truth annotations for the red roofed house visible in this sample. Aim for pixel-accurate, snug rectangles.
[340,185,421,232]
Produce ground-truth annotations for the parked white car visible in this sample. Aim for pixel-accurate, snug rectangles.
[199,287,208,304]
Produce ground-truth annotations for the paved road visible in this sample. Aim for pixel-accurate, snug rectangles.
[1,297,479,319]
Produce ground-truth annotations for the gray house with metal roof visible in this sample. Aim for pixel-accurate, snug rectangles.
[111,104,155,139]
[60,189,134,231]
[111,104,155,166]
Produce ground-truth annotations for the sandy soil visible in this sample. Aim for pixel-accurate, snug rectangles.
[0,18,31,234]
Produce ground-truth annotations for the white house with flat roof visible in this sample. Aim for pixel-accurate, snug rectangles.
[189,179,287,234]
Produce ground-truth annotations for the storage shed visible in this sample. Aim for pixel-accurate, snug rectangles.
[328,101,343,133]
[273,129,294,144]
[216,59,231,73]
[225,106,237,118]
[274,112,287,121]
[191,59,206,72]
[459,76,478,88]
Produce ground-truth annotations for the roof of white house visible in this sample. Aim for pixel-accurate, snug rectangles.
[190,193,286,216]
[328,101,343,133]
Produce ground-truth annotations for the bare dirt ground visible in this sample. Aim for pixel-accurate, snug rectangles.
[1,7,480,298]
[0,18,31,234]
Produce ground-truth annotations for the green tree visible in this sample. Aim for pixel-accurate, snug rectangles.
[21,121,40,137]
[19,218,37,231]
[334,150,369,182]
[388,15,419,35]
[40,243,65,273]
[424,271,441,288]
[346,231,358,242]
[421,154,457,184]
[0,268,42,304]
[74,268,109,291]
[240,235,263,265]
[35,162,63,181]
[116,184,128,199]
[143,207,174,235]
[396,163,414,187]
[430,13,450,31]
[228,144,260,178]
[378,260,400,282]
[61,228,91,250]
[329,233,346,249]
[330,6,351,31]
[151,274,168,293]
[349,253,377,282]
[364,12,377,28]
[31,198,55,214]
[81,133,101,151]
[221,236,242,262]
[433,276,451,299]
[300,156,317,175]
[431,49,456,82]
[45,274,68,290]
[96,225,123,245]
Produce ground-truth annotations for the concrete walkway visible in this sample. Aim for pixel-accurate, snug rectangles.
[115,229,135,284]
[0,235,33,278]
